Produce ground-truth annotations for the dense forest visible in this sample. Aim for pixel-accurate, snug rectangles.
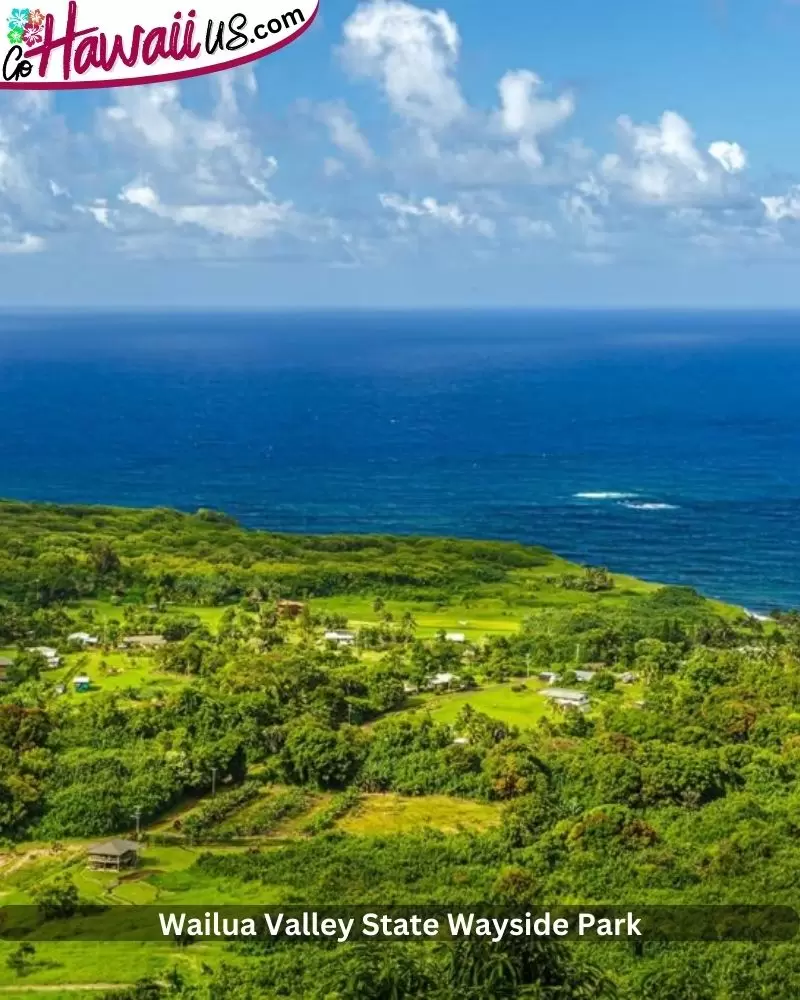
[2,501,800,999]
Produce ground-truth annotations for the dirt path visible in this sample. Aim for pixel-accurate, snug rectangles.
[0,846,83,878]
[0,985,130,993]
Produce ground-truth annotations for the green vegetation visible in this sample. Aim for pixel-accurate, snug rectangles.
[1,500,798,998]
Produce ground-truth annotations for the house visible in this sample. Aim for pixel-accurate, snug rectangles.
[324,630,355,646]
[575,670,596,683]
[541,688,590,710]
[121,635,167,650]
[277,600,306,619]
[430,672,458,689]
[452,736,470,746]
[68,632,99,646]
[444,632,466,643]
[73,675,91,693]
[0,656,12,683]
[538,671,561,685]
[28,646,61,667]
[87,838,140,870]
[402,682,419,694]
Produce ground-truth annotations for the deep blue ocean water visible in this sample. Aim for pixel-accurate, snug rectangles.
[1,310,800,611]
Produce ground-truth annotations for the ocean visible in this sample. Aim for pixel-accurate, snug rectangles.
[1,309,799,611]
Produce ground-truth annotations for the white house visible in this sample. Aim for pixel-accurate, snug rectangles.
[452,736,470,746]
[538,671,561,685]
[430,672,458,689]
[28,646,61,667]
[542,688,590,710]
[574,670,596,683]
[324,630,355,646]
[444,632,466,643]
[69,632,99,646]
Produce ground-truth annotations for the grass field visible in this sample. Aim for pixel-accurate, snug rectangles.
[397,679,645,730]
[40,650,188,701]
[337,794,500,835]
[400,682,554,729]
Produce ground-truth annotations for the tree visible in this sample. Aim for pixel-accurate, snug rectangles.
[90,541,121,577]
[280,722,366,789]
[6,650,47,687]
[6,943,35,976]
[33,877,79,920]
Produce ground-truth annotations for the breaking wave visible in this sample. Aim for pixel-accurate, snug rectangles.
[574,492,638,500]
[620,501,679,511]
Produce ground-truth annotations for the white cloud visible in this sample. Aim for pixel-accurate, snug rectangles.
[76,199,114,229]
[495,70,574,167]
[341,0,465,128]
[601,111,746,204]
[0,5,779,274]
[514,217,556,239]
[119,182,293,239]
[560,175,609,248]
[99,82,278,201]
[708,140,747,174]
[762,187,800,222]
[379,191,495,235]
[0,231,44,254]
[318,102,375,166]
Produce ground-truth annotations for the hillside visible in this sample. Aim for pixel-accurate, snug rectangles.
[1,501,798,1000]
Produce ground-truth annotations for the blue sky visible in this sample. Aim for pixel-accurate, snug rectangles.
[4,0,800,307]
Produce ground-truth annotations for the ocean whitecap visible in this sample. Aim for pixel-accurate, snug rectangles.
[574,492,638,500]
[620,501,678,511]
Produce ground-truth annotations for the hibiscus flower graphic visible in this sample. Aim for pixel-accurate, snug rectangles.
[6,7,30,31]
[6,25,23,43]
[22,20,40,44]
[26,7,44,26]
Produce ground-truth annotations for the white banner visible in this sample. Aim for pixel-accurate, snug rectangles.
[1,0,317,88]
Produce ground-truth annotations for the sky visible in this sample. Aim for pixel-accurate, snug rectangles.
[4,0,800,307]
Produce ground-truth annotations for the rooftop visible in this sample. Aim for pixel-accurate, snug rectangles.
[542,688,589,702]
[88,838,141,857]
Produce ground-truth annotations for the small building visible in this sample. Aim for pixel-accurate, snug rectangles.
[277,600,306,619]
[69,632,99,646]
[122,635,167,650]
[402,682,419,694]
[452,736,470,746]
[87,838,141,871]
[575,670,596,683]
[0,656,13,683]
[28,646,61,667]
[324,630,355,646]
[541,688,590,710]
[617,671,638,684]
[444,632,466,643]
[538,671,561,685]
[73,675,91,693]
[430,672,458,689]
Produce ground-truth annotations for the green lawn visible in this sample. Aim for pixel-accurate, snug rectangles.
[399,682,554,730]
[41,649,188,701]
[75,602,229,632]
